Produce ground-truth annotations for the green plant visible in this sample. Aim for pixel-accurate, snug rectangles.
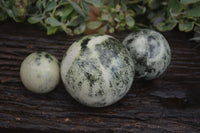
[128,0,200,47]
[0,0,28,22]
[87,0,135,33]
[146,0,200,32]
[0,0,95,35]
[0,0,200,42]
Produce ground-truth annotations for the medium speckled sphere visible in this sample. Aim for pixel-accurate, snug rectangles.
[61,35,135,107]
[20,52,60,93]
[123,29,171,80]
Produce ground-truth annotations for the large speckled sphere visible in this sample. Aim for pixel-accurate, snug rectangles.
[61,35,135,107]
[123,29,171,80]
[20,52,60,93]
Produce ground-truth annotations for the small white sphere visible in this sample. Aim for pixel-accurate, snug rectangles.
[61,35,135,107]
[123,29,171,80]
[20,52,60,93]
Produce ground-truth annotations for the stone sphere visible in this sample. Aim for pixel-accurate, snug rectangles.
[123,29,171,80]
[61,35,134,107]
[20,52,60,93]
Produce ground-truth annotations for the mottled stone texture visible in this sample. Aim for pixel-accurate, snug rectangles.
[61,35,134,107]
[123,29,171,80]
[20,52,60,93]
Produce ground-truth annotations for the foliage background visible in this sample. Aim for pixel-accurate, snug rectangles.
[0,0,200,44]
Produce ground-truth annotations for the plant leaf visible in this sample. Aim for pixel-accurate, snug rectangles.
[109,27,115,33]
[156,19,177,31]
[98,25,107,33]
[118,12,125,20]
[87,0,103,7]
[101,13,109,21]
[167,0,181,14]
[5,9,23,22]
[69,16,84,27]
[74,23,86,35]
[47,27,58,35]
[185,6,200,17]
[68,0,86,18]
[46,17,62,27]
[61,24,73,35]
[80,0,90,15]
[56,4,74,22]
[87,21,102,29]
[132,5,146,15]
[42,0,47,8]
[180,0,200,4]
[36,0,42,9]
[126,16,135,28]
[28,15,44,24]
[45,1,57,12]
[148,0,160,10]
[0,9,8,21]
[108,0,115,7]
[178,21,194,32]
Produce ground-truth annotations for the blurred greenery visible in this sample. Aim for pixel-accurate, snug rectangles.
[0,0,199,43]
